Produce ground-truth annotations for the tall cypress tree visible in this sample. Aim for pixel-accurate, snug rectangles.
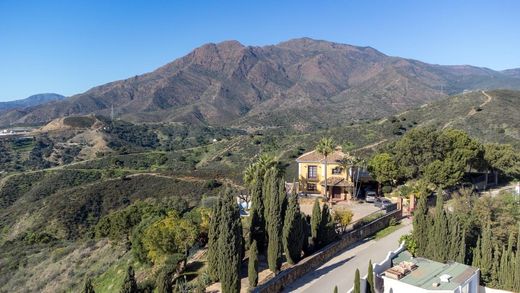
[457,227,467,264]
[319,204,336,246]
[248,240,259,288]
[367,260,375,293]
[472,236,481,269]
[301,213,311,256]
[353,268,361,293]
[480,223,493,284]
[333,285,338,293]
[207,197,222,281]
[120,266,138,293]
[431,193,448,262]
[283,190,304,264]
[514,226,520,291]
[83,277,95,293]
[412,193,429,256]
[249,169,267,252]
[311,199,322,248]
[266,170,283,273]
[218,189,243,293]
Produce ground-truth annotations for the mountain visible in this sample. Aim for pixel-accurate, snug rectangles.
[502,68,520,78]
[1,38,520,130]
[0,93,65,112]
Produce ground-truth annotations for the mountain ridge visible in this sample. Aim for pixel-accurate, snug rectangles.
[1,38,520,129]
[0,93,65,112]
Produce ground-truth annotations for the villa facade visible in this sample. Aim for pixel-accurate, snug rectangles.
[296,147,358,201]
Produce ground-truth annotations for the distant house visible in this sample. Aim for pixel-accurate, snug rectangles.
[381,251,480,293]
[296,147,361,201]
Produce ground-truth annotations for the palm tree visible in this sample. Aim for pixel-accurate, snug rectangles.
[316,137,335,200]
[339,154,356,200]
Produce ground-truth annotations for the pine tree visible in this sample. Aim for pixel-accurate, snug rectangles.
[266,171,283,273]
[207,197,222,281]
[120,266,138,293]
[248,240,259,288]
[367,260,375,293]
[311,199,322,248]
[353,268,361,293]
[218,189,243,293]
[283,190,304,264]
[412,193,429,256]
[83,277,95,293]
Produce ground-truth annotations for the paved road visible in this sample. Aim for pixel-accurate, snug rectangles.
[283,220,412,293]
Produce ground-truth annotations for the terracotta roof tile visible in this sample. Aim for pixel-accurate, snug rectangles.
[296,148,353,164]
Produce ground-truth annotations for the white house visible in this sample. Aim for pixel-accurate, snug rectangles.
[381,253,480,293]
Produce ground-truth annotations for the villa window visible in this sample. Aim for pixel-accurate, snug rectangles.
[332,167,342,175]
[307,183,317,191]
[308,165,318,179]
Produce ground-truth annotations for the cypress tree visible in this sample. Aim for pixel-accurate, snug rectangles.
[311,199,322,248]
[120,266,138,293]
[218,189,243,293]
[319,204,336,246]
[353,268,361,293]
[266,171,283,273]
[283,190,304,264]
[457,227,467,264]
[431,193,448,262]
[472,236,481,268]
[207,197,222,281]
[301,213,311,256]
[248,240,259,288]
[490,243,501,287]
[480,223,493,284]
[333,285,338,293]
[515,226,520,291]
[448,216,461,261]
[249,169,267,252]
[367,260,375,293]
[83,277,95,293]
[412,193,429,256]
[498,245,508,289]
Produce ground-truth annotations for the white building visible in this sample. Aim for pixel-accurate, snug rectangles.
[381,252,480,293]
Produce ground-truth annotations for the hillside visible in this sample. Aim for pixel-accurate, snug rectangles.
[0,93,65,112]
[1,89,520,292]
[1,38,520,130]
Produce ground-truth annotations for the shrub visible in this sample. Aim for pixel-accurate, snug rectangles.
[382,185,393,194]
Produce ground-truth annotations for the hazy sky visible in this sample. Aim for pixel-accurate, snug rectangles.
[1,0,519,101]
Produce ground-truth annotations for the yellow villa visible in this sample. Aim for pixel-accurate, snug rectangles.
[296,147,358,201]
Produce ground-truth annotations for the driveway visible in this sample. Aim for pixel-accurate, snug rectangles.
[283,219,412,293]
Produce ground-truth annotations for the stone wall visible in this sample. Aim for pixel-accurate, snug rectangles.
[253,209,403,293]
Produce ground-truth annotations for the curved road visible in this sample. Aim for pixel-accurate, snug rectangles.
[283,220,412,293]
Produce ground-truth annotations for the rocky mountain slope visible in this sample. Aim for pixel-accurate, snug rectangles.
[1,38,519,130]
[0,93,64,112]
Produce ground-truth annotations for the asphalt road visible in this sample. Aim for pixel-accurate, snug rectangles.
[283,220,413,293]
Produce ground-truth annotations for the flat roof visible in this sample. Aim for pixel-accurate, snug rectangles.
[386,251,478,290]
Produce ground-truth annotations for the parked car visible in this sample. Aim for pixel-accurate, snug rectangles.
[365,191,377,203]
[374,198,393,209]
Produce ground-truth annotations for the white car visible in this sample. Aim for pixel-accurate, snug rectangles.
[365,191,377,203]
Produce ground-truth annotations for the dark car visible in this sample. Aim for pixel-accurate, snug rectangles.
[374,198,393,209]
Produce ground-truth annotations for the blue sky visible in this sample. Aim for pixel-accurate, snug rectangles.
[1,0,519,101]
